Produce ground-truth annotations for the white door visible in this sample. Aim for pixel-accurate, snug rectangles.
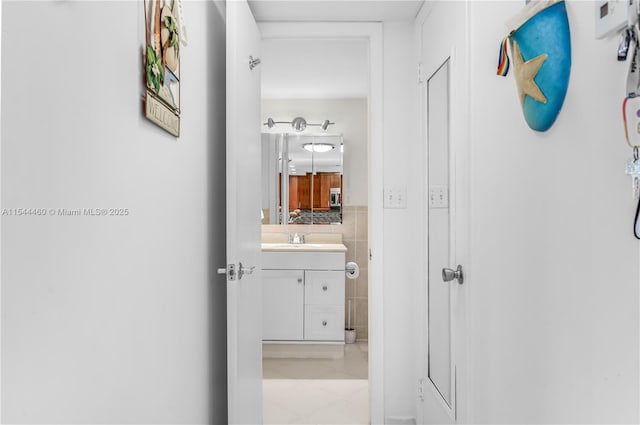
[226,1,262,423]
[421,59,461,424]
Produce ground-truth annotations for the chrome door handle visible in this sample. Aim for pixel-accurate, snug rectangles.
[442,265,464,285]
[237,262,256,280]
[249,55,261,70]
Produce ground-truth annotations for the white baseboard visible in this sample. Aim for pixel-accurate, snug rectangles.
[384,416,417,425]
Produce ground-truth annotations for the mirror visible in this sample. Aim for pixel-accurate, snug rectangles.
[261,133,343,224]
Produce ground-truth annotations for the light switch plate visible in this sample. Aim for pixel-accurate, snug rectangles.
[429,186,448,209]
[384,186,407,209]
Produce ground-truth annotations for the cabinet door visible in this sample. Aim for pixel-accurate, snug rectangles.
[313,174,322,209]
[297,174,311,209]
[262,270,304,340]
[288,175,299,210]
[319,174,331,210]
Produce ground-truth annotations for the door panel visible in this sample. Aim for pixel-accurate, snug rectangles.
[226,1,262,423]
[428,60,452,406]
[425,59,456,424]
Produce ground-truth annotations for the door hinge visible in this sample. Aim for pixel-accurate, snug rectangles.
[417,62,424,84]
[417,378,425,402]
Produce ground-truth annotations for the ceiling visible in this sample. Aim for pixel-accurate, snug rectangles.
[255,0,424,99]
[261,38,368,99]
[248,0,425,22]
[286,134,343,175]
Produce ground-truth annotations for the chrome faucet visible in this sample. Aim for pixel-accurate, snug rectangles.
[288,233,305,244]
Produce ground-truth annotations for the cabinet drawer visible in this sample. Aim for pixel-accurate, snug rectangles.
[304,305,344,341]
[305,271,345,305]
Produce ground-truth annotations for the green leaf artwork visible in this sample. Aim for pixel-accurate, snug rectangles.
[146,44,164,94]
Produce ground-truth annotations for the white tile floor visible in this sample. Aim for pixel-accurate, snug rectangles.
[263,379,369,424]
[263,342,368,380]
[263,342,369,424]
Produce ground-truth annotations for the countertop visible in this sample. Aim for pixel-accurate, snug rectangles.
[261,243,347,253]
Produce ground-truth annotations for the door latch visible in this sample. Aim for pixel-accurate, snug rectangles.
[217,264,236,281]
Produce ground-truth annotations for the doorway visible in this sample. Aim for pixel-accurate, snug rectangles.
[416,2,470,421]
[257,22,384,424]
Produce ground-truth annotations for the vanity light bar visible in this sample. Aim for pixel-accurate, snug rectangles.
[263,117,335,132]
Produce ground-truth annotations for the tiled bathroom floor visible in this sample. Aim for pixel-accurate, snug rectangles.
[263,342,368,379]
[263,342,369,424]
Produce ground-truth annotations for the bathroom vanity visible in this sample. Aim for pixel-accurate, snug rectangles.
[262,242,347,342]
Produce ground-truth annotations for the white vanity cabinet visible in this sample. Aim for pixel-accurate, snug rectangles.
[262,248,345,342]
[262,270,304,340]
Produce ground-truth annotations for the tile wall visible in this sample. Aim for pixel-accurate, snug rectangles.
[262,205,369,341]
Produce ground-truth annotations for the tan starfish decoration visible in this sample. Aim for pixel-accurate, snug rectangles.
[512,40,548,106]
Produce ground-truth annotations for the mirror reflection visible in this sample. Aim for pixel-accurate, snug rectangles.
[261,133,343,224]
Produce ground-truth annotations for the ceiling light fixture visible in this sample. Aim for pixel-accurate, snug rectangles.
[303,143,335,153]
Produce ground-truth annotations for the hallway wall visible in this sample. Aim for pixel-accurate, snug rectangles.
[381,21,422,421]
[1,1,227,423]
[464,1,639,422]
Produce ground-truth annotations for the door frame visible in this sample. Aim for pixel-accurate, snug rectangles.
[416,2,470,423]
[259,21,384,424]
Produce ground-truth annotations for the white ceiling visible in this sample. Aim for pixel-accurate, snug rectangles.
[248,0,424,22]
[286,134,343,175]
[255,0,424,99]
[261,38,368,99]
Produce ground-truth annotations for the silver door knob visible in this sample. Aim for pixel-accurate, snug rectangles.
[442,265,464,285]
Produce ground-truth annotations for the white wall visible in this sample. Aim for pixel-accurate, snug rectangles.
[262,98,368,206]
[415,1,639,423]
[467,1,639,422]
[381,22,422,421]
[1,1,228,423]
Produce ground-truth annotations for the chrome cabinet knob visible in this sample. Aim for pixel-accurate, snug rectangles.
[442,265,464,285]
[322,320,327,326]
[297,278,303,283]
[322,285,328,291]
